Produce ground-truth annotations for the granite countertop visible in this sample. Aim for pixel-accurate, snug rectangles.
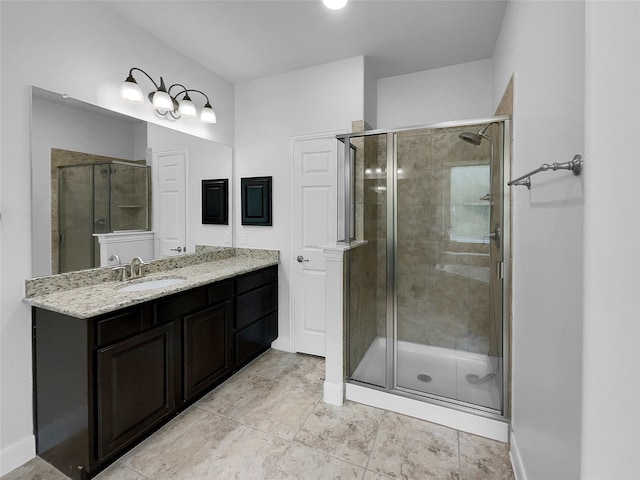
[26,251,278,319]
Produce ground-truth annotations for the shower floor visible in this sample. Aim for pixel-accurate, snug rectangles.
[351,337,501,411]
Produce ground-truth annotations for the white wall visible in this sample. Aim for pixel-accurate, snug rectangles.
[582,1,640,478]
[363,57,378,129]
[31,94,144,276]
[377,59,494,129]
[492,2,585,478]
[147,124,233,251]
[0,1,234,474]
[235,56,365,352]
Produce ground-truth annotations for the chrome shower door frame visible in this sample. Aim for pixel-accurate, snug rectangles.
[340,115,511,421]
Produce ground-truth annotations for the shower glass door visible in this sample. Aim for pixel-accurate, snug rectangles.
[395,124,503,413]
[346,118,508,417]
[58,164,94,273]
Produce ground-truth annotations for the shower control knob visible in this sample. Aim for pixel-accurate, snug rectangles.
[296,255,309,263]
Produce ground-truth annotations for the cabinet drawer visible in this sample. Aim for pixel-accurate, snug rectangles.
[154,287,208,325]
[97,308,145,347]
[235,283,277,329]
[234,312,277,366]
[235,266,277,295]
[208,281,232,306]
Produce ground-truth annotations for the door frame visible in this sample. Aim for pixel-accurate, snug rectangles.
[289,129,347,354]
[151,148,189,258]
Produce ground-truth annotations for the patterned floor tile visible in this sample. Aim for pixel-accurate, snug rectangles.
[367,411,459,479]
[295,401,383,467]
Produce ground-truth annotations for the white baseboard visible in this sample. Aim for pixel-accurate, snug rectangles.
[0,435,35,476]
[346,383,509,442]
[510,429,527,480]
[270,337,292,352]
[323,381,344,406]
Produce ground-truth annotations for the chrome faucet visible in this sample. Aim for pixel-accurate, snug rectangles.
[108,254,121,266]
[129,256,146,279]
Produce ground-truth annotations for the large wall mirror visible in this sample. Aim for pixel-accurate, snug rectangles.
[31,87,233,277]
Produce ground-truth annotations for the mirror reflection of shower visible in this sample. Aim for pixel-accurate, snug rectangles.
[55,151,150,273]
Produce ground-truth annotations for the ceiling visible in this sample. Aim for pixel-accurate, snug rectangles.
[98,0,507,84]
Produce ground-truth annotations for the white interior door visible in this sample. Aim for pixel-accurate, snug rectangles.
[292,136,338,357]
[153,150,187,257]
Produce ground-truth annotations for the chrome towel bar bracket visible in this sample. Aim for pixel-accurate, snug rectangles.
[508,154,583,189]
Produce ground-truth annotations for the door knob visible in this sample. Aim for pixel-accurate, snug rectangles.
[170,246,183,252]
[296,255,309,263]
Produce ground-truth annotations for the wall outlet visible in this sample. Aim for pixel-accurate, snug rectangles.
[241,232,248,245]
[224,231,230,245]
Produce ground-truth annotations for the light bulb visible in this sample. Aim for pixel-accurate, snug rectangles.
[120,75,144,104]
[323,0,348,10]
[200,102,217,123]
[151,90,173,111]
[178,97,197,116]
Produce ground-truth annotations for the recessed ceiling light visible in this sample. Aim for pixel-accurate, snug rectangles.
[323,0,348,10]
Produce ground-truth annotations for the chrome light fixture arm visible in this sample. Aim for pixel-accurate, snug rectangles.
[126,67,161,91]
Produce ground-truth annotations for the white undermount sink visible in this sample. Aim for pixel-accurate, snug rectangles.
[118,277,187,292]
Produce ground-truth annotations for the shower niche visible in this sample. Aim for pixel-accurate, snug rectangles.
[55,151,150,274]
[341,117,510,420]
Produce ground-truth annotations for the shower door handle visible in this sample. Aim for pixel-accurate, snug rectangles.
[485,224,501,247]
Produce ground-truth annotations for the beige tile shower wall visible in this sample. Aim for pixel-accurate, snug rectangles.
[394,126,492,353]
[110,164,150,231]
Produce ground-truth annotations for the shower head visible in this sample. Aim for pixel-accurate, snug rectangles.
[458,131,483,145]
[458,122,499,145]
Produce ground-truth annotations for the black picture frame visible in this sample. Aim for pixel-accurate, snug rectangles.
[241,176,272,226]
[201,179,228,225]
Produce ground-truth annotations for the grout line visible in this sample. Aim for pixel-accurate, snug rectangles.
[362,408,386,474]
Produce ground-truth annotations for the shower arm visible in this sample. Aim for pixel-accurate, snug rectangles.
[508,155,583,189]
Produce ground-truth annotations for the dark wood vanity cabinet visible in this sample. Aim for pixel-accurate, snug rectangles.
[96,322,176,461]
[181,283,233,402]
[234,266,278,366]
[32,266,277,480]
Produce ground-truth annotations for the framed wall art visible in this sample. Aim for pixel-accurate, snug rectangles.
[241,176,272,226]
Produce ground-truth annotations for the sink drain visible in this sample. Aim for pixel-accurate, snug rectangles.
[417,373,432,383]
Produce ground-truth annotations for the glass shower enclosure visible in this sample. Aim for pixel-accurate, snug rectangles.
[341,117,510,418]
[57,161,150,273]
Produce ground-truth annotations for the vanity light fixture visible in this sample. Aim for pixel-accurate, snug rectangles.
[120,67,217,123]
[323,0,348,10]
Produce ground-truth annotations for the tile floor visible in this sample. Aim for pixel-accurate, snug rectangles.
[2,350,514,480]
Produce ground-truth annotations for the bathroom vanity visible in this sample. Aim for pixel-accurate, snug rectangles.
[27,250,278,480]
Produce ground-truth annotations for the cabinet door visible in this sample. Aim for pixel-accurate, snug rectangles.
[96,322,175,461]
[183,303,232,402]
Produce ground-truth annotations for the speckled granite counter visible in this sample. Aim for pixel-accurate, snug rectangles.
[25,247,278,319]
